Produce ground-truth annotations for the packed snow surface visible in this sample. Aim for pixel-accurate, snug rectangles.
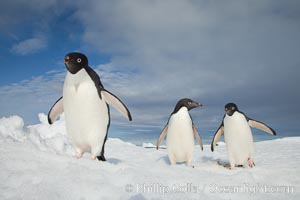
[0,114,299,200]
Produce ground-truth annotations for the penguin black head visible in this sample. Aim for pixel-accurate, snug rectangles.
[172,98,202,114]
[225,103,239,116]
[64,52,88,74]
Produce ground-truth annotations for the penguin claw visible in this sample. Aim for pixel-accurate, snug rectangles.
[248,158,255,168]
[186,162,193,168]
[74,152,83,159]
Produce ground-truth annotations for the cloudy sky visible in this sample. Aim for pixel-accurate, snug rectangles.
[0,0,299,141]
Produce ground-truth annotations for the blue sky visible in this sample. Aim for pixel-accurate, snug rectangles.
[1,0,300,141]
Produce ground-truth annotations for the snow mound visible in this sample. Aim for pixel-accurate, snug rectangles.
[0,115,26,142]
[142,142,156,148]
[0,114,299,200]
[0,114,72,154]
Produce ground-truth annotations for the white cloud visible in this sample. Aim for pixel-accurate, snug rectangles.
[0,71,65,124]
[11,37,47,55]
[73,0,300,135]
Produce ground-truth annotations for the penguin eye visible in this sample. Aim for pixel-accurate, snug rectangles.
[188,101,192,105]
[231,107,235,110]
[77,58,82,63]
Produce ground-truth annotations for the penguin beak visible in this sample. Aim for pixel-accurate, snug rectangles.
[197,103,203,107]
[64,56,70,63]
[193,102,203,108]
[225,109,234,116]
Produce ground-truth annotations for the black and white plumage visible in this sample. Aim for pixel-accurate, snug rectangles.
[48,52,132,161]
[211,103,276,169]
[156,98,203,167]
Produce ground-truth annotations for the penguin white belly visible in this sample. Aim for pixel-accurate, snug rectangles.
[63,70,109,156]
[224,112,254,165]
[166,108,194,163]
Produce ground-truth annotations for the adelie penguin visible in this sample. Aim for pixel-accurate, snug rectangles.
[211,103,276,169]
[48,52,132,161]
[156,98,203,167]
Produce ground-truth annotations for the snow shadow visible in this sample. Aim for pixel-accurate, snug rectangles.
[107,158,122,165]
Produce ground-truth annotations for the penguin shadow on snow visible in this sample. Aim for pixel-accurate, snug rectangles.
[106,158,123,165]
[74,154,123,165]
[196,156,246,170]
[201,156,227,166]
[200,155,219,163]
[156,155,201,167]
[156,155,172,165]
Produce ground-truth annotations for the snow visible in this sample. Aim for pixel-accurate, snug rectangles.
[0,114,299,200]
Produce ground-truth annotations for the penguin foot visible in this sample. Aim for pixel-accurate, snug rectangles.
[186,161,193,167]
[229,166,235,170]
[74,152,83,159]
[248,158,255,168]
[169,157,176,166]
[170,161,176,166]
[229,161,237,170]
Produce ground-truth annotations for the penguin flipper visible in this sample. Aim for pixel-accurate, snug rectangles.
[192,124,203,151]
[248,119,276,135]
[211,124,224,152]
[156,124,168,150]
[101,89,132,121]
[48,97,64,124]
